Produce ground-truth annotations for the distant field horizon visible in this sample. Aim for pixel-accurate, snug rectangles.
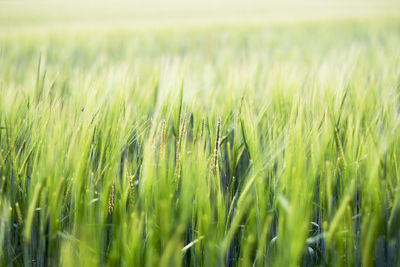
[1,0,400,27]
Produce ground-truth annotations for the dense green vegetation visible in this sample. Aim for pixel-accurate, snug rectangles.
[1,12,400,266]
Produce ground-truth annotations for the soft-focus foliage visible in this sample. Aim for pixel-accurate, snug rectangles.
[1,13,400,266]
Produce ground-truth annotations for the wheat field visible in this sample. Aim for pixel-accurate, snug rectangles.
[1,1,400,266]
